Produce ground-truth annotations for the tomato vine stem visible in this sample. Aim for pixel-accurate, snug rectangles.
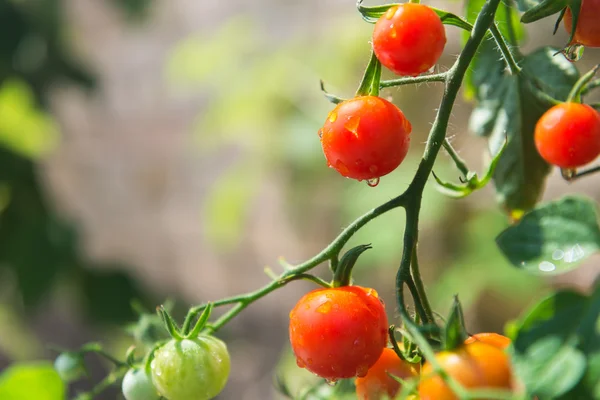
[380,71,448,88]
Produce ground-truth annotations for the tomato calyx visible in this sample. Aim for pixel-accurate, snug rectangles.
[331,244,372,287]
[441,296,469,352]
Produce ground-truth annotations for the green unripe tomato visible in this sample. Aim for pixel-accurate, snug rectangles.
[151,335,231,400]
[54,352,86,383]
[122,368,160,400]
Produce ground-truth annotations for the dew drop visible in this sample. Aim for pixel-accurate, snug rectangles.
[344,115,361,136]
[389,28,397,39]
[335,160,350,175]
[366,177,380,187]
[563,44,584,62]
[318,128,324,138]
[325,378,338,386]
[316,301,332,314]
[328,111,338,123]
[385,6,396,20]
[307,358,314,365]
[296,358,306,368]
[539,261,556,272]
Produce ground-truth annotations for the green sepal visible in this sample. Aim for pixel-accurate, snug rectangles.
[319,80,346,104]
[432,138,507,199]
[521,0,568,23]
[356,0,473,31]
[355,51,381,97]
[442,296,469,351]
[185,302,213,338]
[567,64,599,103]
[332,244,372,287]
[157,305,183,340]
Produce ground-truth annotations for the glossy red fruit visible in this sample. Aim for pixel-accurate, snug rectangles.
[534,102,600,168]
[373,4,447,76]
[564,0,600,47]
[319,96,411,182]
[465,332,511,350]
[355,348,419,400]
[289,286,389,380]
[419,342,514,400]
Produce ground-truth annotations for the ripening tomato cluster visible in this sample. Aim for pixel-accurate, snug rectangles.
[320,4,446,184]
[288,284,515,399]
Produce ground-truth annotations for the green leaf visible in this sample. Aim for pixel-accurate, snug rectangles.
[510,285,600,398]
[0,362,65,400]
[468,47,578,213]
[496,196,600,274]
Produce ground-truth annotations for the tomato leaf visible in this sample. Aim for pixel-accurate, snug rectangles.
[509,285,600,398]
[496,196,600,274]
[0,362,65,400]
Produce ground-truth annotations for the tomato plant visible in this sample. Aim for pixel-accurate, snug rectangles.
[122,368,160,400]
[564,0,600,47]
[372,4,446,77]
[534,102,600,169]
[288,286,389,380]
[319,96,411,183]
[354,348,419,400]
[149,336,231,400]
[419,342,514,400]
[45,0,600,398]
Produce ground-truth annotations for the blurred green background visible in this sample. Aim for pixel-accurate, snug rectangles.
[0,0,599,398]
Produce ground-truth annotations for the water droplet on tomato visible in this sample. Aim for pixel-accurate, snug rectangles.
[344,115,360,136]
[296,358,306,368]
[385,6,396,20]
[366,178,380,187]
[307,358,314,365]
[563,44,584,62]
[328,111,338,123]
[389,27,397,39]
[325,378,338,386]
[318,128,324,138]
[316,301,332,314]
[335,160,350,175]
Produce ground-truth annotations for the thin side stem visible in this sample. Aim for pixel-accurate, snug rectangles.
[489,23,522,75]
[410,247,434,323]
[442,139,469,178]
[380,72,448,89]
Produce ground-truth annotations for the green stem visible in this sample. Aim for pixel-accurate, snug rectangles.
[442,139,469,178]
[395,0,503,329]
[410,247,434,323]
[489,23,522,75]
[380,72,448,89]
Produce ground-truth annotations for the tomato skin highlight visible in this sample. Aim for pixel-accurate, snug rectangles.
[150,336,231,400]
[355,348,420,400]
[465,332,511,350]
[564,0,600,47]
[418,342,513,400]
[320,96,411,181]
[289,286,389,380]
[534,103,600,168]
[373,4,446,76]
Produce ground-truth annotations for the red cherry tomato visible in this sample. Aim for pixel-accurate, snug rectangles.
[319,96,411,182]
[564,0,600,47]
[534,102,600,168]
[465,332,511,350]
[419,342,514,400]
[289,286,389,380]
[355,348,420,400]
[373,4,446,76]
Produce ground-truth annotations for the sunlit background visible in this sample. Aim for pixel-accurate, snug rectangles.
[0,0,599,398]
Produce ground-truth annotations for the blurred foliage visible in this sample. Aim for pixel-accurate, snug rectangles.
[0,362,65,400]
[0,0,156,360]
